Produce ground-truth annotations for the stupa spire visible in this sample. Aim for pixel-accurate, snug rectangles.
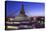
[20,3,25,15]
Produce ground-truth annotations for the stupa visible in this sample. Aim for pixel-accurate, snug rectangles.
[15,3,28,21]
